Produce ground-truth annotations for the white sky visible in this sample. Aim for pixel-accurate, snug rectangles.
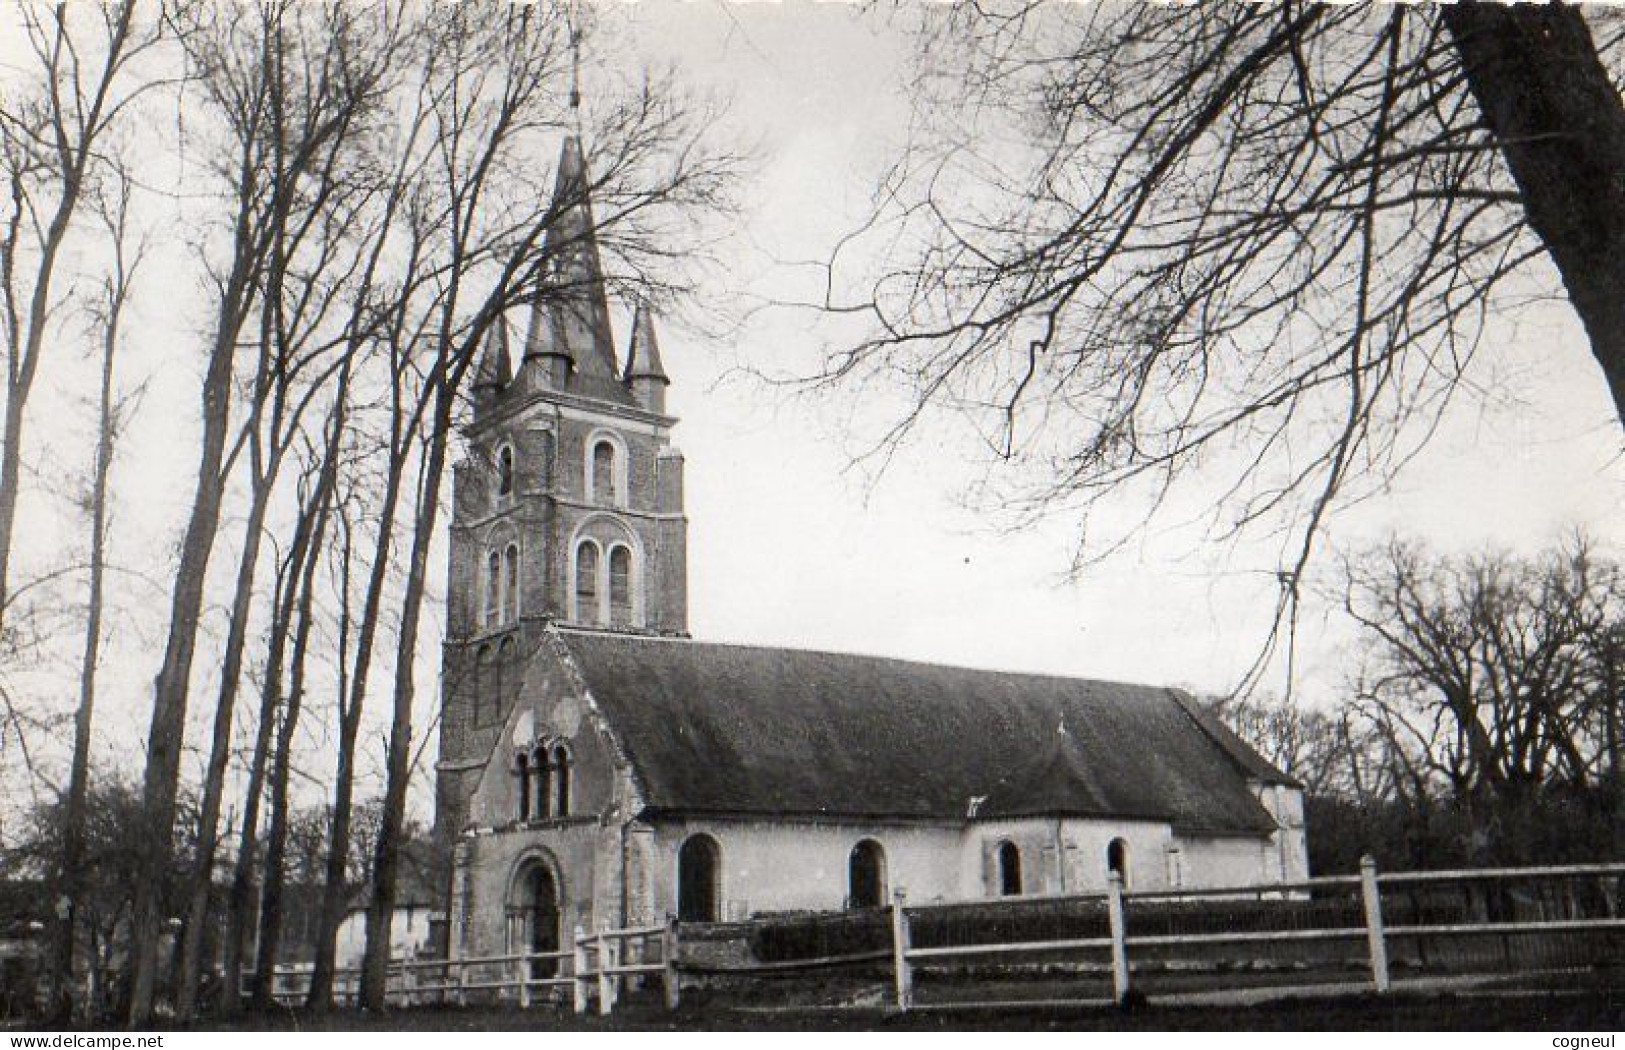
[614,1,1625,697]
[3,0,1624,821]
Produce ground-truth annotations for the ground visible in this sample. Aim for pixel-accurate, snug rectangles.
[119,985,1623,1032]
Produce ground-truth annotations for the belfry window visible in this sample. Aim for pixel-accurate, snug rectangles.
[590,439,620,505]
[503,543,520,623]
[483,551,501,628]
[608,545,632,626]
[574,540,600,624]
[516,751,531,821]
[496,443,514,498]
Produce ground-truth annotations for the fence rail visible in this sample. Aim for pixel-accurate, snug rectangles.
[244,916,677,1016]
[239,858,1623,1017]
[887,856,1625,1010]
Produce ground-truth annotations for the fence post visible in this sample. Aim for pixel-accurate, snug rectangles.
[572,925,588,1014]
[516,950,531,1009]
[1360,854,1391,993]
[596,926,613,1016]
[662,915,681,1010]
[457,956,469,1008]
[1106,871,1131,1004]
[890,888,913,1011]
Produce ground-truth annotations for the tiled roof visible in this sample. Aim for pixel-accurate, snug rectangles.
[555,630,1284,834]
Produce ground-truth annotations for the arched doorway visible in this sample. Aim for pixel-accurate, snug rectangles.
[677,834,721,922]
[848,840,887,909]
[510,860,561,979]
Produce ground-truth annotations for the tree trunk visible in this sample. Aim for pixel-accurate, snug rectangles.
[359,377,455,1011]
[306,418,411,1012]
[229,398,347,1016]
[126,291,246,1026]
[175,471,278,1019]
[250,436,339,1011]
[251,534,322,1011]
[0,0,136,635]
[217,551,291,1018]
[0,182,75,635]
[53,256,126,1021]
[1441,2,1625,427]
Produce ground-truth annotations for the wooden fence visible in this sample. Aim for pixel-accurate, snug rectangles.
[247,918,676,1016]
[889,857,1625,1010]
[242,858,1624,1016]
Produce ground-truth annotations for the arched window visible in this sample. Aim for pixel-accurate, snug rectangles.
[496,443,515,498]
[848,840,887,909]
[590,439,619,505]
[677,834,721,923]
[552,744,571,816]
[516,752,531,822]
[608,544,633,626]
[503,543,520,623]
[497,637,516,718]
[532,744,552,819]
[473,644,493,726]
[1107,838,1129,887]
[484,550,501,628]
[573,540,601,624]
[489,641,508,726]
[998,841,1022,896]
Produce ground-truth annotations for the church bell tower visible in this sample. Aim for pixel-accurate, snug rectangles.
[434,134,689,844]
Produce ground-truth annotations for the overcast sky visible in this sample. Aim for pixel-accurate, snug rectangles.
[614,1,1625,701]
[5,1,1624,817]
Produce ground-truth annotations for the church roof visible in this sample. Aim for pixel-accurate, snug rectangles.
[553,630,1288,835]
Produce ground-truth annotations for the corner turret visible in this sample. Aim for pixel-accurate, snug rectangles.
[623,305,669,414]
[472,312,513,410]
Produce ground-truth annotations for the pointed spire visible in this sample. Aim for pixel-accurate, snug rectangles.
[512,294,570,394]
[624,305,669,414]
[624,304,667,382]
[524,297,557,361]
[473,312,513,395]
[556,135,587,199]
[541,134,623,393]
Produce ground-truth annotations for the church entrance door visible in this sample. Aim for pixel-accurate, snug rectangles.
[519,863,560,979]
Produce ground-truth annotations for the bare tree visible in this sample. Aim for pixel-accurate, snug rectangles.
[172,28,398,1014]
[0,1,160,638]
[1342,536,1622,861]
[51,168,144,1022]
[126,1,401,1023]
[247,464,343,1011]
[1202,692,1344,800]
[817,3,1625,680]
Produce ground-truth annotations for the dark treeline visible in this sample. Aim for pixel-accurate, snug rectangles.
[1210,536,1625,876]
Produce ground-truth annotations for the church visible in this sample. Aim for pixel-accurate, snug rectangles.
[434,137,1308,967]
